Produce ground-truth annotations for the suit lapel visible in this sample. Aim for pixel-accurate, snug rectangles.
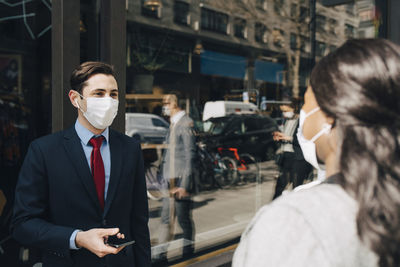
[63,127,102,214]
[104,130,123,216]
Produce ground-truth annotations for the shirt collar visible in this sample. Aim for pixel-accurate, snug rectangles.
[75,119,109,145]
[171,110,185,125]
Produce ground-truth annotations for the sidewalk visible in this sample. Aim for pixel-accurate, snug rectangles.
[148,160,279,263]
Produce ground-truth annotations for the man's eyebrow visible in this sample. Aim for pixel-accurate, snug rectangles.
[91,88,118,92]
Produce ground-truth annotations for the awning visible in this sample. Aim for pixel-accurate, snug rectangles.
[200,50,247,79]
[255,60,284,83]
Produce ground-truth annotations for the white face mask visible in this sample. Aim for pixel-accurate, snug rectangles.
[162,106,171,116]
[283,111,294,118]
[297,107,331,180]
[75,93,119,129]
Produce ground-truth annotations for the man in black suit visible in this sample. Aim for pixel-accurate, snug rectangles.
[11,62,151,266]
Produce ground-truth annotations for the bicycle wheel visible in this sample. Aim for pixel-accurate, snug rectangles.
[216,156,238,187]
[147,190,164,201]
[238,153,262,183]
[145,165,167,201]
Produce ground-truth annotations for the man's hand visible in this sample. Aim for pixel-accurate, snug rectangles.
[75,228,126,258]
[171,187,189,199]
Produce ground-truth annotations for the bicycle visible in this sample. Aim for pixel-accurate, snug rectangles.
[144,140,239,198]
[145,162,167,201]
[217,147,261,185]
[195,141,238,191]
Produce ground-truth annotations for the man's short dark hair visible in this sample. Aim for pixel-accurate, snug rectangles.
[70,61,115,94]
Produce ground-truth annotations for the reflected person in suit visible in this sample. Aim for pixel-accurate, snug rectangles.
[157,94,196,261]
[10,62,151,267]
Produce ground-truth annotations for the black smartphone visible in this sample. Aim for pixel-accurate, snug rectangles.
[106,235,135,248]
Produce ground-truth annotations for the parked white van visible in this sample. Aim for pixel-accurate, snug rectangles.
[202,101,259,121]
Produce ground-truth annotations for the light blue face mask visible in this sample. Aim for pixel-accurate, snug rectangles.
[297,107,331,181]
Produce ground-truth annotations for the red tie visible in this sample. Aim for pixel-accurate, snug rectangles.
[89,136,105,210]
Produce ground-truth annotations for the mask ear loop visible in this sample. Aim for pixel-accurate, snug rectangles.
[299,106,321,140]
[74,91,85,112]
[75,99,81,110]
[310,123,332,143]
[304,107,320,118]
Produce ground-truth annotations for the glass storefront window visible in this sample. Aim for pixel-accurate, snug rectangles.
[316,14,326,32]
[316,41,327,57]
[127,0,381,264]
[173,1,190,26]
[234,18,247,39]
[200,7,229,34]
[255,23,268,44]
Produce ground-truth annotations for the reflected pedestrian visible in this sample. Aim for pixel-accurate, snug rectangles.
[157,94,196,261]
[272,100,312,199]
[233,39,400,267]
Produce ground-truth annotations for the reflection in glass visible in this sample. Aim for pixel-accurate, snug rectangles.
[126,0,379,264]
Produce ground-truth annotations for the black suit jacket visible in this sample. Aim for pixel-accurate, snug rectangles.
[10,127,151,267]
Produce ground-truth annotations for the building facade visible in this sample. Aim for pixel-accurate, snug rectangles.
[125,0,360,108]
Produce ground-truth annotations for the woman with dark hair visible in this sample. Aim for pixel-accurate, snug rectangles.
[232,38,400,267]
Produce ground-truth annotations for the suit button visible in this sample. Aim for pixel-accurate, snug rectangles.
[102,219,106,226]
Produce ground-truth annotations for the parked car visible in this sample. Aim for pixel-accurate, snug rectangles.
[201,114,279,161]
[125,113,169,144]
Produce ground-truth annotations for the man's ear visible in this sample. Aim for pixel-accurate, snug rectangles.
[171,101,178,110]
[68,90,79,108]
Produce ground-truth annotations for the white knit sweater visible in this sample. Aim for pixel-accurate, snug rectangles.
[233,183,378,267]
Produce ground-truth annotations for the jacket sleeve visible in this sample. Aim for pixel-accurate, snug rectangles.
[179,123,196,191]
[131,142,151,266]
[10,141,74,258]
